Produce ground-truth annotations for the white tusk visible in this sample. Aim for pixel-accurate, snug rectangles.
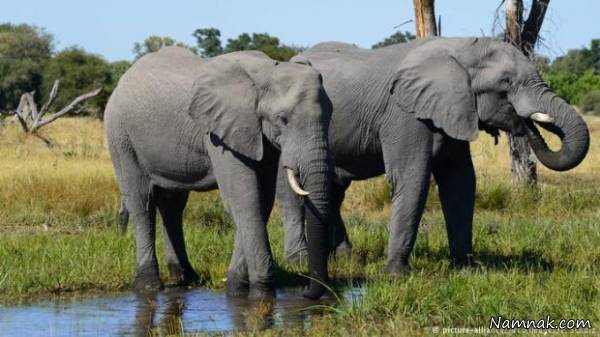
[286,169,310,196]
[530,112,554,123]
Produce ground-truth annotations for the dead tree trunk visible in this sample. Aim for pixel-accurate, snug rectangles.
[413,0,438,37]
[505,0,549,185]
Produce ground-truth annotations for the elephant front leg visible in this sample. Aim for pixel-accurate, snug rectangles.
[381,123,433,274]
[207,138,275,299]
[432,140,475,266]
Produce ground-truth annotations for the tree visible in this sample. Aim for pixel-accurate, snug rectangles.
[0,23,53,59]
[0,23,54,110]
[504,0,550,185]
[224,32,301,61]
[372,31,416,49]
[413,0,437,37]
[548,39,600,76]
[41,47,115,117]
[193,28,223,57]
[3,79,100,145]
[132,35,197,59]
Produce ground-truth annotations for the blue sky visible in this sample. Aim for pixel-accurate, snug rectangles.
[2,0,599,61]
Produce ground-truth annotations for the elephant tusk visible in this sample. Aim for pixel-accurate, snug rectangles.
[530,112,554,123]
[286,168,310,196]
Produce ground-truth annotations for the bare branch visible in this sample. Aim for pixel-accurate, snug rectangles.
[25,91,38,122]
[31,88,101,131]
[39,80,60,118]
[522,0,550,57]
[393,19,414,29]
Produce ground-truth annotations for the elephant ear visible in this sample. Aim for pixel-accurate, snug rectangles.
[393,50,478,141]
[189,59,263,161]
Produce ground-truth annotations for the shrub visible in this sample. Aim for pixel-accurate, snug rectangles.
[581,89,600,115]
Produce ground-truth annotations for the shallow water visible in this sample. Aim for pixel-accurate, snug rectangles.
[0,287,363,336]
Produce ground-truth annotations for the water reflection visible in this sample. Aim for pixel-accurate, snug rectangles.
[0,287,361,336]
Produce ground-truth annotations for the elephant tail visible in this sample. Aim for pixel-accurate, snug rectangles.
[119,198,129,235]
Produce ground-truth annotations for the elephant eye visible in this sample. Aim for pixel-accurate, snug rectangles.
[500,76,511,86]
[278,116,289,126]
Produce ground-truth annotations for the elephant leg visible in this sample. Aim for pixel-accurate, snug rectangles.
[432,140,475,266]
[206,137,275,299]
[381,123,433,274]
[115,153,162,291]
[154,187,199,286]
[276,159,308,264]
[330,179,352,257]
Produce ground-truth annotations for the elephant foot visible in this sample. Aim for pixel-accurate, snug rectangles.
[226,273,250,297]
[249,284,276,300]
[134,267,164,292]
[451,254,475,269]
[386,260,411,276]
[166,264,200,287]
[286,249,309,266]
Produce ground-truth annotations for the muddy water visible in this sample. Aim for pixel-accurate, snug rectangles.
[0,287,363,336]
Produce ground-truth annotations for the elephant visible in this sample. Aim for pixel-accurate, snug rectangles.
[277,37,590,273]
[105,46,333,299]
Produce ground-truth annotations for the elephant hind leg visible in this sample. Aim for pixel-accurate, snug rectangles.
[109,139,163,291]
[432,140,475,267]
[154,187,199,286]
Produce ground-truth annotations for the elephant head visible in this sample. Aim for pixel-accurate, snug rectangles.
[189,51,333,298]
[394,37,589,171]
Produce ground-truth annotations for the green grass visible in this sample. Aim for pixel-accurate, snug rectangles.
[0,117,599,336]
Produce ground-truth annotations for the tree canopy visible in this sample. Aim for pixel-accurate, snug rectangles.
[0,23,53,110]
[372,31,416,49]
[132,35,197,59]
[543,39,600,114]
[193,28,302,61]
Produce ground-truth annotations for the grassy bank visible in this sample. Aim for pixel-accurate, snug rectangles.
[0,117,599,336]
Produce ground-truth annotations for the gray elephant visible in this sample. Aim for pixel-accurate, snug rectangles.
[278,37,590,273]
[105,47,333,299]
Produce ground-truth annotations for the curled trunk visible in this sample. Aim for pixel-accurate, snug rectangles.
[525,89,590,171]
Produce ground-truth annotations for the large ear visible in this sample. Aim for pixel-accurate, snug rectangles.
[188,58,263,161]
[393,49,479,141]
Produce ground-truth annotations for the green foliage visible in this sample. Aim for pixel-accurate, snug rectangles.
[41,47,119,117]
[0,23,53,110]
[534,55,551,75]
[193,28,223,57]
[224,32,301,61]
[542,39,600,113]
[132,35,197,60]
[581,89,600,115]
[0,23,53,60]
[192,27,302,61]
[549,39,600,76]
[545,69,600,106]
[371,31,415,49]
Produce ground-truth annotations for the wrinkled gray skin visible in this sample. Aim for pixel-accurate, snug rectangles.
[105,47,333,299]
[279,37,590,272]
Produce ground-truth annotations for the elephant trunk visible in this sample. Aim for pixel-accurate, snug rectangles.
[298,121,331,300]
[524,88,590,171]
